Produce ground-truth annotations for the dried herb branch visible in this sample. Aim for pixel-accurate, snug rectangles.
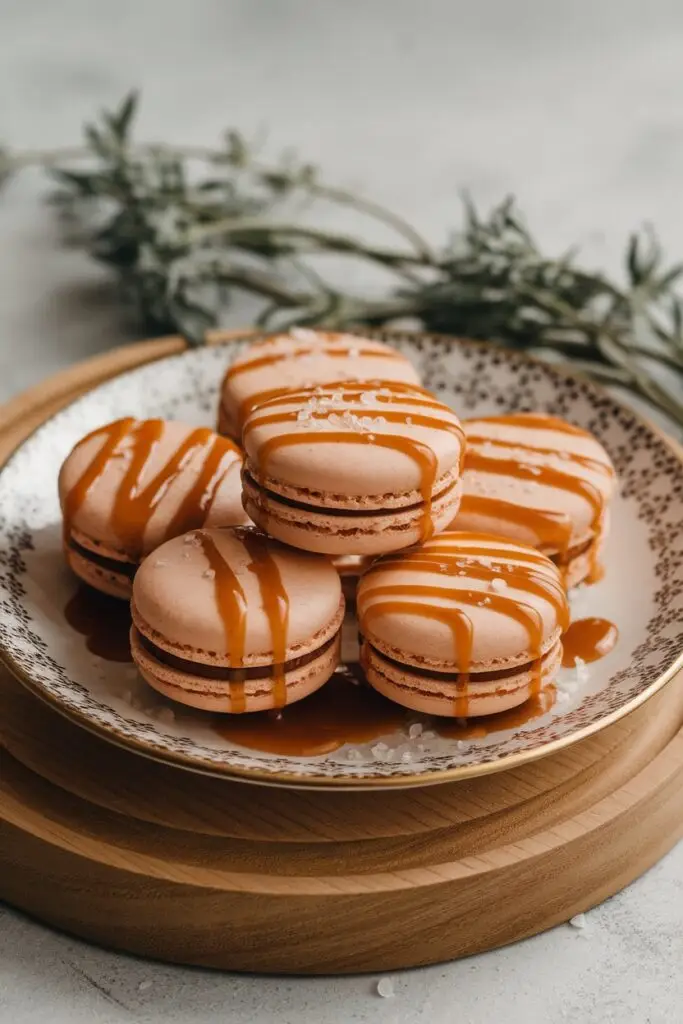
[1,91,682,423]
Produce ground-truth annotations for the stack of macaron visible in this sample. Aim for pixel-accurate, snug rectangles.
[58,328,618,719]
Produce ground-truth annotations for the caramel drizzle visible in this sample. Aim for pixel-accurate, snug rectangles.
[359,536,568,712]
[62,417,135,545]
[241,531,290,709]
[245,387,465,543]
[562,617,618,667]
[198,532,248,714]
[235,379,430,432]
[456,495,574,554]
[62,419,241,559]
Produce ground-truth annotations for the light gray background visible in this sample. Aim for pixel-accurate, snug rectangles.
[0,1,682,1021]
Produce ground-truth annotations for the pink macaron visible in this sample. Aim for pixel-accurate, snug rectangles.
[450,413,617,587]
[357,532,569,717]
[131,526,345,713]
[217,328,422,439]
[241,380,466,556]
[59,417,249,599]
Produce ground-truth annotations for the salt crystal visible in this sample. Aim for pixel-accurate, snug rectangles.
[408,723,423,739]
[456,740,467,750]
[183,532,201,546]
[489,577,508,592]
[569,913,587,929]
[401,751,413,763]
[290,327,319,342]
[376,978,395,998]
[360,390,377,405]
[574,656,590,684]
[367,434,376,442]
[138,980,153,992]
[202,568,216,580]
[375,742,389,752]
[421,730,436,740]
[406,416,413,425]
[153,559,168,568]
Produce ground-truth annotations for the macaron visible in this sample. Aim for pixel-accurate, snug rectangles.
[217,328,422,440]
[241,380,466,555]
[357,532,569,717]
[131,526,345,713]
[449,414,617,587]
[59,417,249,599]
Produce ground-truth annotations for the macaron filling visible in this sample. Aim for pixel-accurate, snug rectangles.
[361,638,557,686]
[67,535,137,577]
[134,628,339,681]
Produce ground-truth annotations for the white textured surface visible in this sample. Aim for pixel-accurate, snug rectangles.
[0,0,682,1021]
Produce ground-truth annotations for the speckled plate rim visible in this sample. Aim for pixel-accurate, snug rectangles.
[0,330,682,790]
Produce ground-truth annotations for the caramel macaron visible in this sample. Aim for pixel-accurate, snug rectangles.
[241,381,466,556]
[59,418,249,599]
[450,414,617,587]
[357,532,569,717]
[218,328,422,440]
[131,527,345,713]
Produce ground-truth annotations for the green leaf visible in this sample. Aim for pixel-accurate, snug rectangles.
[107,91,139,141]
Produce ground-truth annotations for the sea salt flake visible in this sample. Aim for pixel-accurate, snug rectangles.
[376,978,395,999]
[401,751,413,763]
[138,980,153,992]
[406,416,413,425]
[489,577,508,592]
[202,569,216,580]
[408,723,423,739]
[290,327,319,342]
[360,390,377,405]
[153,559,168,568]
[569,913,587,929]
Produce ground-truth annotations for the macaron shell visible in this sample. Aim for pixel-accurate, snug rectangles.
[242,472,462,556]
[357,533,568,670]
[131,625,341,713]
[363,638,562,717]
[453,415,616,553]
[59,419,248,557]
[132,527,344,665]
[65,545,133,600]
[219,330,422,437]
[242,387,464,500]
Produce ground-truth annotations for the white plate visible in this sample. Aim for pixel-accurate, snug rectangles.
[1,333,682,788]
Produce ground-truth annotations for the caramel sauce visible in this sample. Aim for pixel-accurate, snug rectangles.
[245,385,465,545]
[562,617,619,667]
[214,666,408,756]
[198,532,248,713]
[241,531,290,709]
[62,418,241,560]
[64,584,133,662]
[435,685,556,739]
[358,535,569,714]
[456,495,574,554]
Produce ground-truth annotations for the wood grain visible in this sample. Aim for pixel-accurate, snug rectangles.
[1,335,682,973]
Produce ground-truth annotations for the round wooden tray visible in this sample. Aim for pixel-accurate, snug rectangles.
[1,335,683,974]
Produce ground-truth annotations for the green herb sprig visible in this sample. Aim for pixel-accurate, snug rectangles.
[1,91,682,423]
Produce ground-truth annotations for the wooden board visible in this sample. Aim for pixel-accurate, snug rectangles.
[1,335,683,974]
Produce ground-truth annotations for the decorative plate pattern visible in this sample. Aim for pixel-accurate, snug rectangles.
[1,332,682,789]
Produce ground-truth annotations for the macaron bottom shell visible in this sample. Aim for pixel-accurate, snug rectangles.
[131,624,342,714]
[361,638,563,718]
[242,473,463,556]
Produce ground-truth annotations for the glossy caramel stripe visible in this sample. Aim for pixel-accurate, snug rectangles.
[62,417,136,543]
[241,531,290,709]
[363,558,568,627]
[198,532,248,714]
[163,434,240,540]
[562,618,619,667]
[244,408,463,440]
[465,433,614,477]
[111,422,219,557]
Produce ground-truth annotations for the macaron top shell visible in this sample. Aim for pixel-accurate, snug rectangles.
[357,532,569,672]
[132,527,343,666]
[59,418,248,559]
[220,329,422,432]
[455,414,617,552]
[242,382,465,504]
